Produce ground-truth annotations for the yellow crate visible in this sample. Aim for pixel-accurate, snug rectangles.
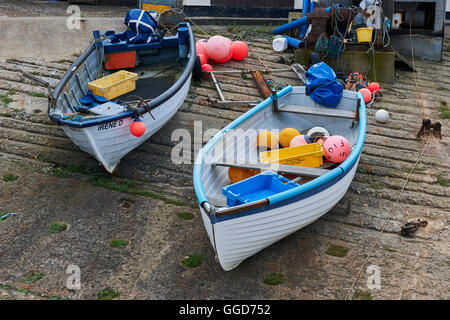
[88,70,138,100]
[259,142,325,168]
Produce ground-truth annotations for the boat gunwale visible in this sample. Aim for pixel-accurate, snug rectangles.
[193,86,367,221]
[49,22,196,128]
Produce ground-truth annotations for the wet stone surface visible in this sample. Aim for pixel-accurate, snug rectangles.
[0,22,449,299]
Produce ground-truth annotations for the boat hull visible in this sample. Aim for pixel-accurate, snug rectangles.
[62,74,191,173]
[194,85,366,271]
[201,156,359,271]
[50,22,196,173]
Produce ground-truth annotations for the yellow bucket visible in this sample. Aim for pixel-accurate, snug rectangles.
[88,70,138,100]
[356,27,374,43]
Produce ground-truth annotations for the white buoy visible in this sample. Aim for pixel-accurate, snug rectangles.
[307,126,330,137]
[375,109,389,123]
[272,36,288,52]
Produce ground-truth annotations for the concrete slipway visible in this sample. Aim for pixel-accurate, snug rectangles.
[0,9,448,300]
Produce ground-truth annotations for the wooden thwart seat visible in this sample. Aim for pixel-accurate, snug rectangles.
[213,160,330,178]
[279,104,356,119]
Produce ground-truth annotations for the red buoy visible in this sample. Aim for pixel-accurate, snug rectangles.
[196,40,209,60]
[202,64,213,77]
[130,118,146,137]
[368,82,381,93]
[231,41,249,61]
[358,88,372,103]
[196,39,207,46]
[198,54,207,66]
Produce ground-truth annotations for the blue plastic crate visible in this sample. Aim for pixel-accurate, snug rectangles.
[222,171,299,207]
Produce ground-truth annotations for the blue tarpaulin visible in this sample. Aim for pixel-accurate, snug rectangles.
[306,62,343,108]
[110,9,158,44]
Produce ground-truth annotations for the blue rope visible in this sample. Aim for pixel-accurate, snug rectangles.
[328,35,345,58]
[315,35,329,57]
[314,34,344,59]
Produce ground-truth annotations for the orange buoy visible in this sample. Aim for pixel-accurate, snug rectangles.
[279,128,300,148]
[358,88,372,103]
[130,118,146,137]
[201,63,213,77]
[257,130,278,150]
[231,41,249,61]
[228,167,259,184]
[206,36,231,61]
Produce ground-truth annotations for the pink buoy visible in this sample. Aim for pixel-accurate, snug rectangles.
[368,82,381,93]
[196,40,209,60]
[231,41,249,61]
[206,36,231,61]
[317,138,325,147]
[201,64,213,77]
[196,39,208,50]
[214,47,233,63]
[358,88,372,103]
[198,54,207,66]
[196,46,208,59]
[289,135,311,147]
[323,135,351,163]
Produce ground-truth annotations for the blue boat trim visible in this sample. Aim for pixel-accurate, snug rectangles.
[193,90,366,224]
[215,159,356,223]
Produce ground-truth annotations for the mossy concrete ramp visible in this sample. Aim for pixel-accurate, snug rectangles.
[0,24,449,300]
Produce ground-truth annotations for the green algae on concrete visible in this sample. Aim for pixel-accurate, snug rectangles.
[326,245,349,257]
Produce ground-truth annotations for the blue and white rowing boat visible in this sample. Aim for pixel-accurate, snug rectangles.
[48,17,196,173]
[193,86,366,271]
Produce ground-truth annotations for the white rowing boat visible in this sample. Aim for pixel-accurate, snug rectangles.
[48,22,196,173]
[194,86,366,271]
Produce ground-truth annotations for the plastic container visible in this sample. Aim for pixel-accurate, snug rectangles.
[104,51,137,70]
[272,36,288,52]
[141,2,171,14]
[356,27,374,43]
[222,171,299,207]
[259,142,325,168]
[88,70,138,100]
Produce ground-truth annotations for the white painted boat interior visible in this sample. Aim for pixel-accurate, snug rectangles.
[201,87,361,208]
[56,46,185,119]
